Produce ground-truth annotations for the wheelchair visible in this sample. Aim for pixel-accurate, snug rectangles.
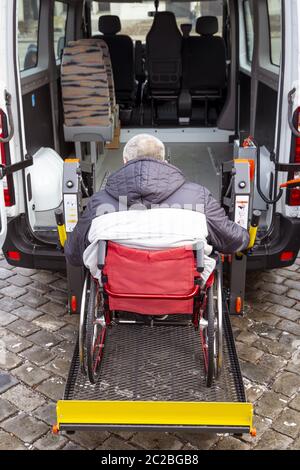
[79,240,223,388]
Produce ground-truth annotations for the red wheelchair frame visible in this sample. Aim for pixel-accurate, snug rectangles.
[79,241,223,387]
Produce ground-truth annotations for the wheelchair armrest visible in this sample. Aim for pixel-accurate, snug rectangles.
[195,241,205,273]
[97,241,107,270]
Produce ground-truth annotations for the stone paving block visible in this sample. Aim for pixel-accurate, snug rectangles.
[34,432,67,450]
[12,362,51,387]
[279,332,299,348]
[253,337,292,359]
[38,301,67,317]
[69,430,110,450]
[174,431,219,450]
[55,340,76,358]
[236,342,264,364]
[275,269,300,280]
[44,356,71,378]
[285,357,300,375]
[0,268,14,280]
[284,279,300,291]
[0,398,18,422]
[6,319,40,337]
[31,271,59,284]
[2,383,45,412]
[33,314,66,332]
[257,281,288,295]
[36,376,65,401]
[258,353,287,372]
[0,310,18,326]
[130,432,183,450]
[272,408,300,438]
[277,320,300,337]
[0,372,18,394]
[265,293,296,309]
[240,361,276,385]
[214,436,250,450]
[236,330,258,345]
[0,258,14,270]
[3,333,32,354]
[27,281,51,296]
[0,285,27,299]
[20,345,55,366]
[249,310,281,327]
[266,304,300,322]
[33,402,57,425]
[256,391,288,419]
[0,349,23,370]
[287,289,300,302]
[62,441,85,450]
[45,289,67,305]
[17,292,48,309]
[27,329,62,348]
[9,274,32,287]
[262,273,286,284]
[2,412,48,444]
[56,324,77,342]
[51,278,67,292]
[14,267,37,277]
[254,429,293,450]
[243,381,265,403]
[97,436,136,451]
[14,305,44,322]
[240,414,271,446]
[289,436,300,450]
[0,430,26,450]
[0,298,22,312]
[273,372,300,397]
[249,322,282,341]
[289,395,300,412]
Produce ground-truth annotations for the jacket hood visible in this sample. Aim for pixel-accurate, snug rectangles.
[105,157,186,206]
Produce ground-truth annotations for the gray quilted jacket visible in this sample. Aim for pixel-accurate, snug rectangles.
[65,157,249,266]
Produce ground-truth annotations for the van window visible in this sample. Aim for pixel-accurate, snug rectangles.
[267,0,281,66]
[18,0,40,71]
[54,1,68,60]
[91,1,224,41]
[243,0,254,62]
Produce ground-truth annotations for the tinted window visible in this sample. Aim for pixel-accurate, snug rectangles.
[54,1,68,60]
[18,0,40,71]
[243,0,254,62]
[91,1,224,41]
[267,0,281,66]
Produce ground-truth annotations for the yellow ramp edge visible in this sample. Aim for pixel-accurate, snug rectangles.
[57,400,253,429]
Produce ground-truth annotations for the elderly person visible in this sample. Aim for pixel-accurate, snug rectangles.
[64,134,249,266]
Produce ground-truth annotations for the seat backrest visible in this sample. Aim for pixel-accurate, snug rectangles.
[95,15,135,98]
[76,38,116,113]
[185,16,226,92]
[103,241,196,315]
[61,41,111,128]
[146,11,182,92]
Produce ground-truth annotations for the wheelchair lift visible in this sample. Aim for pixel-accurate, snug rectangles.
[54,142,258,436]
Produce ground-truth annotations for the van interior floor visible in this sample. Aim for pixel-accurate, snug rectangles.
[99,142,233,200]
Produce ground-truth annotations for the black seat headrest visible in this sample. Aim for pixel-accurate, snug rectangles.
[180,23,192,38]
[151,11,180,33]
[99,15,121,35]
[196,16,219,36]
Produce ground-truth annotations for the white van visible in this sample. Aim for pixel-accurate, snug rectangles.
[0,0,299,274]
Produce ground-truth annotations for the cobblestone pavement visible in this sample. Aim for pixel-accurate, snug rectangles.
[0,252,300,450]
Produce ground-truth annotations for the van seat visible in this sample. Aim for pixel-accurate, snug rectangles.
[95,15,136,105]
[61,41,113,143]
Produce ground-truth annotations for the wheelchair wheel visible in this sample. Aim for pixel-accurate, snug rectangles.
[79,271,89,374]
[86,276,107,384]
[202,263,223,387]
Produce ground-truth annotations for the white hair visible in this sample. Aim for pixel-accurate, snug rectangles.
[123,134,165,163]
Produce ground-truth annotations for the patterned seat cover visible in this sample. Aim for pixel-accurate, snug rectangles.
[61,41,111,128]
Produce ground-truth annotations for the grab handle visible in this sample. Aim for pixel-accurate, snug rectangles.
[0,91,14,144]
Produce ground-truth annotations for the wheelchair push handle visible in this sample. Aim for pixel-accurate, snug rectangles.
[97,240,107,270]
[195,241,205,273]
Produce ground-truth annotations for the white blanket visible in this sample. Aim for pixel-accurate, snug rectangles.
[83,208,216,284]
